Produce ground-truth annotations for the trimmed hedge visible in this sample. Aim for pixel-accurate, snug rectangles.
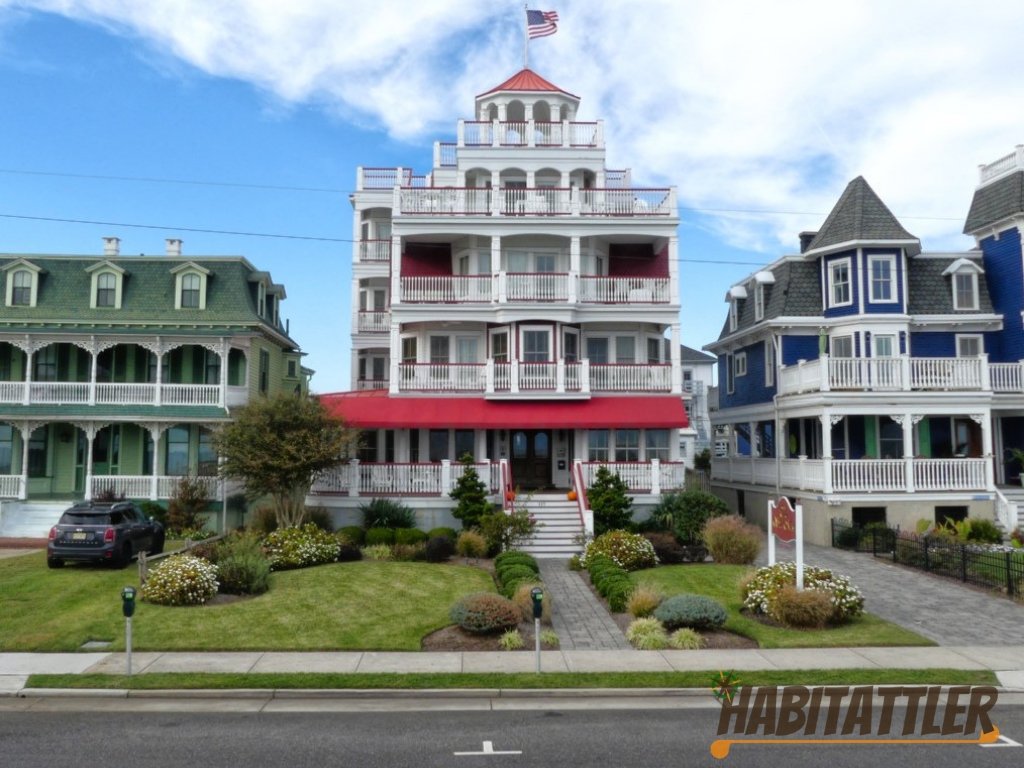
[494,550,539,571]
[365,527,395,546]
[586,553,634,612]
[394,528,428,546]
[427,527,458,541]
[338,526,365,546]
[653,594,727,630]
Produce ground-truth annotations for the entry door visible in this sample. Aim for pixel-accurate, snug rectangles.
[510,430,552,489]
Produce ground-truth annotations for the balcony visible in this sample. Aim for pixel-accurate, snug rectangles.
[395,360,675,395]
[356,310,390,333]
[398,273,671,305]
[460,119,602,149]
[356,378,389,391]
[358,239,392,263]
[0,380,226,407]
[777,354,1006,395]
[711,455,990,494]
[395,186,676,218]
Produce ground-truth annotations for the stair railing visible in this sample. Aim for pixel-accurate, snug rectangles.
[500,458,513,513]
[572,459,594,537]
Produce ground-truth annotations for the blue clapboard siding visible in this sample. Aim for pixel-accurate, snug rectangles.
[980,227,1023,362]
[718,340,775,408]
[782,335,819,366]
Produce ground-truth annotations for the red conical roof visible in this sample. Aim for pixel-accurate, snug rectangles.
[477,68,579,100]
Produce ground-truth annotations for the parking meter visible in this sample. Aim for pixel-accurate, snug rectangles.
[530,587,544,619]
[121,586,136,618]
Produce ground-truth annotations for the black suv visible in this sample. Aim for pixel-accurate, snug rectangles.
[47,501,165,569]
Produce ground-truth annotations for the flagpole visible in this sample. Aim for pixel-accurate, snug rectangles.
[523,4,529,68]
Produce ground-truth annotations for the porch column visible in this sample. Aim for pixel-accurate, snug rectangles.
[82,424,98,502]
[390,234,402,305]
[650,458,661,494]
[218,338,228,408]
[491,235,501,301]
[388,321,400,395]
[976,413,995,490]
[17,423,33,500]
[896,414,915,493]
[145,424,167,500]
[154,339,163,406]
[441,459,452,495]
[819,412,834,494]
[670,324,682,394]
[348,458,360,497]
[88,337,98,406]
[569,236,581,304]
[22,349,32,406]
[668,236,679,310]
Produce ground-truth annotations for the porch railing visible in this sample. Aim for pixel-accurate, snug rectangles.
[397,272,671,305]
[89,475,224,501]
[506,272,569,301]
[0,381,223,407]
[0,475,22,498]
[589,364,671,392]
[578,276,670,303]
[310,460,498,498]
[400,275,492,303]
[778,354,993,395]
[579,460,686,493]
[356,311,390,333]
[358,239,392,262]
[397,363,486,392]
[397,186,675,218]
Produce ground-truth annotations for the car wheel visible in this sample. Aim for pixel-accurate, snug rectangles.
[150,533,164,556]
[47,557,64,569]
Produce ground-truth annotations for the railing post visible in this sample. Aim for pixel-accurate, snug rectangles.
[820,353,830,392]
[457,119,465,148]
[581,359,590,394]
[570,184,580,216]
[348,459,360,498]
[900,354,911,390]
[568,271,578,304]
[510,360,520,393]
[485,358,495,395]
[498,272,508,303]
[441,459,452,495]
[980,353,991,391]
[651,459,660,494]
[491,119,500,148]
[556,359,566,393]
[822,456,833,494]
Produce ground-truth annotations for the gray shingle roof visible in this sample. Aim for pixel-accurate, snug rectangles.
[680,344,715,363]
[906,257,994,314]
[717,260,822,341]
[963,170,1024,234]
[805,176,920,255]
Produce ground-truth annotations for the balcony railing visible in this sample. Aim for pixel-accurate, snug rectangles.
[398,272,671,305]
[579,460,686,493]
[711,456,990,494]
[978,145,1024,184]
[777,354,995,395]
[89,475,224,501]
[0,381,224,407]
[358,239,391,263]
[460,119,602,149]
[356,378,389,391]
[356,311,390,333]
[395,360,675,395]
[396,186,676,218]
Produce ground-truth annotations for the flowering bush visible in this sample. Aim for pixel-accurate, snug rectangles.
[261,523,339,570]
[581,530,658,571]
[449,592,521,634]
[741,561,865,624]
[141,554,218,606]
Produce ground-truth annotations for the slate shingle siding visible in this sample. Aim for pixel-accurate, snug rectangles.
[905,257,994,315]
[964,171,1024,235]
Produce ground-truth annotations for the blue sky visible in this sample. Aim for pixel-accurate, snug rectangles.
[1,1,1023,392]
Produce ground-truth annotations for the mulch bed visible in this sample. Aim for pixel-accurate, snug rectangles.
[422,622,558,652]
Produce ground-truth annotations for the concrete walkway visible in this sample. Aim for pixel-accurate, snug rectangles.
[762,542,1024,646]
[537,559,630,651]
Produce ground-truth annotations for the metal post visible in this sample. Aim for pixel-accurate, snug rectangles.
[534,617,541,674]
[125,616,132,677]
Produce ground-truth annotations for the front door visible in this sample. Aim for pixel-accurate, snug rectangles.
[511,430,552,489]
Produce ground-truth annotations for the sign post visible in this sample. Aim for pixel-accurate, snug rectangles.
[768,497,804,589]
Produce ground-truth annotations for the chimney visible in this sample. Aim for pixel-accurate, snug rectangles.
[102,236,120,257]
[166,238,183,257]
[799,231,818,254]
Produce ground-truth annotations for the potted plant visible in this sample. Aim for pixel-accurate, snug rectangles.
[1010,448,1024,486]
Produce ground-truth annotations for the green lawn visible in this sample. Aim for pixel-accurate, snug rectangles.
[0,552,494,652]
[633,564,932,649]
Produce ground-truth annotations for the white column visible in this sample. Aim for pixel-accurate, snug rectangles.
[668,236,679,304]
[352,207,362,263]
[83,426,96,501]
[569,236,581,304]
[348,458,360,497]
[390,235,402,304]
[22,350,32,406]
[441,459,452,494]
[388,322,400,395]
[978,413,995,490]
[491,235,501,301]
[218,339,228,408]
[491,118,500,147]
[18,424,31,499]
[820,413,834,494]
[154,341,163,406]
[88,339,98,406]
[147,425,166,500]
[670,324,682,394]
[457,119,465,148]
[900,414,915,493]
[651,458,661,494]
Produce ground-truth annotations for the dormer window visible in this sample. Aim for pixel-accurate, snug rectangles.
[725,285,747,332]
[171,262,211,310]
[3,259,44,308]
[729,300,738,331]
[942,258,982,311]
[96,273,116,307]
[86,261,127,309]
[754,284,765,321]
[11,270,32,306]
[257,282,267,317]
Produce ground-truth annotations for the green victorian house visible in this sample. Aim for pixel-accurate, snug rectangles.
[0,237,310,536]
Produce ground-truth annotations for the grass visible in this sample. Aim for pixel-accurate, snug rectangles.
[27,669,997,691]
[0,551,493,652]
[633,564,933,648]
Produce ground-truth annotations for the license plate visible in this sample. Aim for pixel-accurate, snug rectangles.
[72,532,88,541]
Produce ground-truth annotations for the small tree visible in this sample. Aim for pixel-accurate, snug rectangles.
[694,449,712,472]
[214,393,358,529]
[166,476,210,535]
[450,454,497,529]
[587,466,633,535]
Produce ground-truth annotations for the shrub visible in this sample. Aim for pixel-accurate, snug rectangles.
[360,543,393,561]
[770,585,833,629]
[165,476,211,535]
[603,577,634,612]
[540,629,560,647]
[587,466,633,535]
[627,585,664,618]
[261,523,339,570]
[642,531,689,564]
[338,526,365,546]
[834,524,862,549]
[626,617,669,650]
[668,628,704,650]
[653,490,729,544]
[1012,527,1024,548]
[337,541,362,562]
[394,528,428,546]
[215,533,271,595]
[496,564,539,586]
[456,530,488,559]
[139,501,167,527]
[449,592,521,634]
[654,594,728,630]
[965,518,1003,544]
[479,508,538,554]
[303,506,334,532]
[581,530,658,571]
[568,554,583,571]
[141,554,218,606]
[499,629,524,650]
[449,455,498,529]
[742,562,865,624]
[494,550,539,571]
[511,581,551,624]
[702,515,761,565]
[250,506,278,535]
[428,527,458,541]
[424,536,456,563]
[392,543,426,562]
[360,498,417,529]
[365,527,396,546]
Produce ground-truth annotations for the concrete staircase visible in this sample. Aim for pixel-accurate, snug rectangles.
[520,493,585,558]
[0,500,73,539]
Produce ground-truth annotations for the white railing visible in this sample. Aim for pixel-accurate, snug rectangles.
[437,142,457,166]
[779,355,994,395]
[994,487,1020,533]
[533,121,564,146]
[580,462,667,491]
[161,384,221,406]
[310,465,351,494]
[589,364,671,392]
[400,275,492,303]
[506,272,569,301]
[519,362,557,391]
[398,363,486,392]
[90,475,223,500]
[225,386,249,407]
[359,239,391,262]
[399,187,490,215]
[95,383,157,405]
[156,476,222,499]
[30,382,89,403]
[832,459,906,492]
[356,378,389,391]
[493,362,512,392]
[463,121,493,146]
[0,382,24,403]
[356,311,390,333]
[578,188,674,216]
[910,357,983,390]
[0,475,21,498]
[990,363,1024,392]
[451,462,500,493]
[778,358,823,395]
[658,461,687,491]
[498,120,528,146]
[913,459,987,491]
[828,357,902,390]
[358,463,443,495]
[500,187,571,215]
[397,185,671,217]
[979,146,1024,183]
[570,122,600,146]
[565,361,583,392]
[360,167,412,189]
[578,276,671,303]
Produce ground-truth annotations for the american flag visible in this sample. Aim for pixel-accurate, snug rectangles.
[527,9,558,39]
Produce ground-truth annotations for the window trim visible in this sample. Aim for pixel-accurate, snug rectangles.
[734,351,747,378]
[726,354,735,394]
[87,263,126,310]
[867,253,897,304]
[518,325,553,363]
[728,299,739,331]
[831,334,854,358]
[4,261,43,308]
[952,271,979,311]
[955,334,984,358]
[754,283,765,321]
[764,339,774,387]
[828,257,853,308]
[171,262,211,310]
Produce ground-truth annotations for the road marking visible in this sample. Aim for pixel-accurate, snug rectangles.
[454,740,522,756]
[980,734,1023,748]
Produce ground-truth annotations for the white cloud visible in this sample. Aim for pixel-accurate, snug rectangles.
[7,0,1024,253]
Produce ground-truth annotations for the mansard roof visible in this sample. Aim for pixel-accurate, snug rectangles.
[716,259,822,341]
[963,170,1024,235]
[476,68,579,99]
[907,255,994,315]
[804,176,920,256]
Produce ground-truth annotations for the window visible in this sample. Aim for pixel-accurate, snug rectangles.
[11,269,32,306]
[764,340,774,387]
[429,336,450,364]
[454,430,474,461]
[953,272,978,310]
[615,429,640,461]
[829,258,852,307]
[521,329,550,362]
[197,428,217,475]
[0,424,11,474]
[490,331,509,363]
[728,299,738,331]
[401,336,418,364]
[358,430,379,462]
[615,336,635,364]
[28,427,47,477]
[754,283,765,321]
[564,330,580,363]
[869,255,896,302]
[586,337,609,364]
[287,359,297,378]
[228,349,247,386]
[258,282,267,317]
[258,349,270,394]
[428,429,449,462]
[172,263,210,310]
[95,272,117,307]
[588,429,609,461]
[956,335,983,357]
[873,335,895,357]
[647,338,661,364]
[645,429,670,461]
[408,429,420,462]
[165,426,190,475]
[831,335,854,358]
[734,351,747,377]
[456,337,478,363]
[180,273,201,308]
[878,419,903,459]
[726,354,735,394]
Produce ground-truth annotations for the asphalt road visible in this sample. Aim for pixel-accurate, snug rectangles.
[1,704,1022,767]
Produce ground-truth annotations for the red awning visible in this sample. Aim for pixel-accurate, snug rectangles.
[320,391,688,430]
